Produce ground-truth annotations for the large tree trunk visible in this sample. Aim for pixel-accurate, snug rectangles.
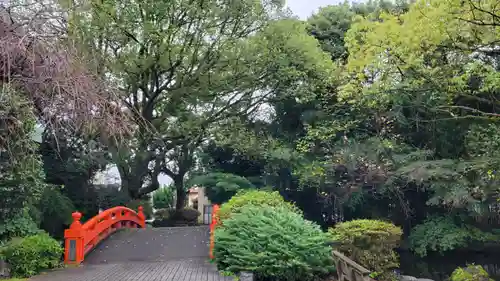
[172,144,193,210]
[117,167,142,199]
[114,146,156,199]
[175,176,186,210]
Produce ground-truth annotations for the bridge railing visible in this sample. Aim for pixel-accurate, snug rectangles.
[332,250,375,281]
[64,206,146,265]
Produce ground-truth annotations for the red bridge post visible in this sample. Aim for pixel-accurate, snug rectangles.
[64,212,85,265]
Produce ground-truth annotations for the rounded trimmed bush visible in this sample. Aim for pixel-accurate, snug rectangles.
[329,219,402,280]
[217,190,300,225]
[451,265,493,281]
[1,232,63,277]
[214,205,334,281]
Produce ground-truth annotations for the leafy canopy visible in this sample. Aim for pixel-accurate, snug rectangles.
[68,0,337,206]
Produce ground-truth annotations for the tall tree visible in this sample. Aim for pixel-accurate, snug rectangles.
[69,0,335,209]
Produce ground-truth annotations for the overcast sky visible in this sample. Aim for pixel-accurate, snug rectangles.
[286,0,345,19]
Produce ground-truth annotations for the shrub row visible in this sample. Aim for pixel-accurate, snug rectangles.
[214,190,407,281]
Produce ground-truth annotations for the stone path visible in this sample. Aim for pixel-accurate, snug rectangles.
[30,226,232,281]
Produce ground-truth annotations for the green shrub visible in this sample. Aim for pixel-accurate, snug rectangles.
[409,216,497,257]
[214,205,334,281]
[152,208,200,227]
[217,190,300,224]
[329,219,402,281]
[36,186,75,239]
[152,185,174,209]
[1,233,63,277]
[0,209,40,242]
[451,264,493,281]
[188,172,256,204]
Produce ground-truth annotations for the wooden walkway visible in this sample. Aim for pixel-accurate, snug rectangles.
[31,226,232,281]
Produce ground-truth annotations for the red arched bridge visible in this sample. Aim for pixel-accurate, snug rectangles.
[30,206,231,281]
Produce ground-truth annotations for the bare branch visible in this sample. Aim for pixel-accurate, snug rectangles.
[0,4,133,140]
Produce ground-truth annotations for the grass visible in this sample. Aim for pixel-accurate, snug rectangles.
[2,279,27,281]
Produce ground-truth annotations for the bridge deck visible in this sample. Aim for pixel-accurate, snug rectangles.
[30,226,232,281]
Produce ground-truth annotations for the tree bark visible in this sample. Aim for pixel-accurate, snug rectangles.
[175,176,186,210]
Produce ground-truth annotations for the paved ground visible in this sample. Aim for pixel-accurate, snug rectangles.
[85,226,211,264]
[30,226,232,281]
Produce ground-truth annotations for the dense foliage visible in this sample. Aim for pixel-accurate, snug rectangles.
[67,0,335,210]
[34,187,75,239]
[329,220,402,280]
[1,233,63,277]
[1,0,500,279]
[195,3,500,278]
[214,205,334,281]
[409,216,499,257]
[0,210,40,243]
[0,90,46,242]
